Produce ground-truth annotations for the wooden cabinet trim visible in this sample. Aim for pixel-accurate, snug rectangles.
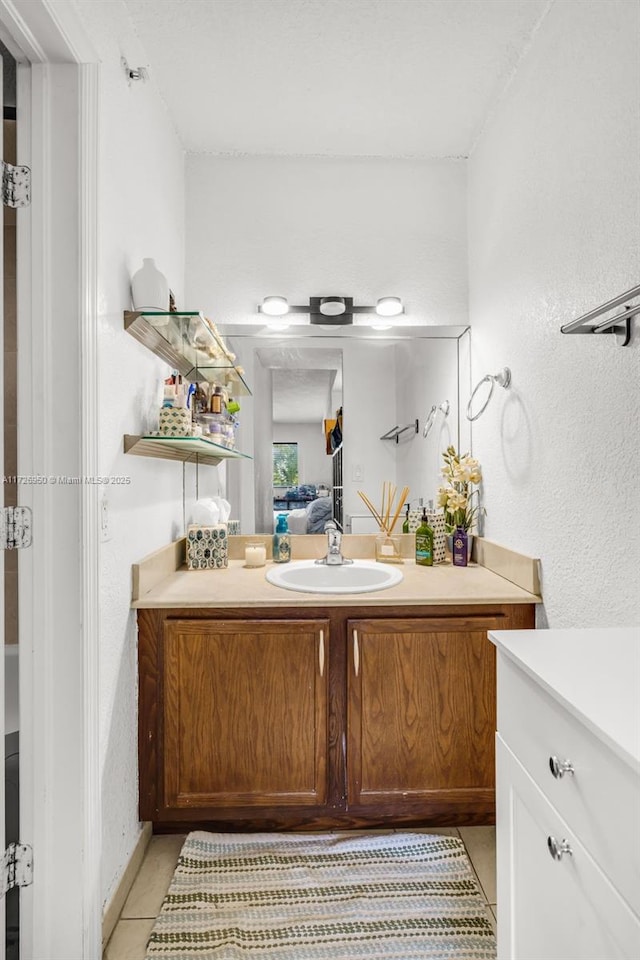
[348,615,509,633]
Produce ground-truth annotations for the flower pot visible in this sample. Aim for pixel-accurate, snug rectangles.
[131,258,169,312]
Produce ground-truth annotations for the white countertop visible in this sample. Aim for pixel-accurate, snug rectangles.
[489,627,640,770]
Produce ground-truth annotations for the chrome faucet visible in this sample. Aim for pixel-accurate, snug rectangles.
[316,520,353,566]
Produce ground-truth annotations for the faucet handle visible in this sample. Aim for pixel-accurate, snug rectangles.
[324,520,337,532]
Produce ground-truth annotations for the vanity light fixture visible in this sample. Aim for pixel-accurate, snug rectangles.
[258,295,404,326]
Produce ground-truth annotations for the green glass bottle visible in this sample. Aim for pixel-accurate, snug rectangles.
[402,503,411,534]
[415,508,434,566]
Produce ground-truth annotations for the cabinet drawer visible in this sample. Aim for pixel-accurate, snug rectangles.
[498,654,640,914]
[497,736,640,960]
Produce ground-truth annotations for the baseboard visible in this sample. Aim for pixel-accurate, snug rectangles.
[102,821,153,948]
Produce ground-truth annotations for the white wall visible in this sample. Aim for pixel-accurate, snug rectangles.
[185,159,467,532]
[72,0,186,909]
[468,0,640,627]
[395,339,460,511]
[186,155,467,326]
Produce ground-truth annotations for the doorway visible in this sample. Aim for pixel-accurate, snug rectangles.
[1,36,19,958]
[0,2,101,956]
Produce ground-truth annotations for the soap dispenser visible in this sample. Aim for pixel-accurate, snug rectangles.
[273,513,291,563]
[415,508,434,566]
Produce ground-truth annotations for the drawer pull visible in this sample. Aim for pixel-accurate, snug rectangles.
[547,836,573,861]
[549,755,575,779]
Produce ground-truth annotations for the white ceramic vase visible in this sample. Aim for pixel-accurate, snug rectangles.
[131,258,169,312]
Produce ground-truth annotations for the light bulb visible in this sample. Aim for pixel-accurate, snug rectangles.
[261,296,289,317]
[376,297,403,317]
[319,296,346,316]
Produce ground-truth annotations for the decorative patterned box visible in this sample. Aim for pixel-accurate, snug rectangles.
[159,407,192,436]
[407,509,447,564]
[406,509,423,533]
[426,511,447,565]
[186,524,228,569]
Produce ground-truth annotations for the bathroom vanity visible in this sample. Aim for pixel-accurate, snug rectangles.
[134,537,539,832]
[492,627,640,959]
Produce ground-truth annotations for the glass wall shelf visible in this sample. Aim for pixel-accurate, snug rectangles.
[124,434,253,467]
[124,310,252,395]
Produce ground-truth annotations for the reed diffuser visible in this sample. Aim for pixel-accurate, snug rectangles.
[358,483,409,564]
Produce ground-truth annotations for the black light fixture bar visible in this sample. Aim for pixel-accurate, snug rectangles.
[309,296,353,324]
[258,295,404,325]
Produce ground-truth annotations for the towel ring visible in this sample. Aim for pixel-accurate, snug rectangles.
[423,400,450,438]
[466,368,511,422]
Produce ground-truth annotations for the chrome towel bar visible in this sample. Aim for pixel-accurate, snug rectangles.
[380,420,419,443]
[560,282,640,346]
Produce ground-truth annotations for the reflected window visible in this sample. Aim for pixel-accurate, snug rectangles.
[272,442,299,486]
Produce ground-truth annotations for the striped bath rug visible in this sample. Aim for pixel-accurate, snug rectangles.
[145,831,496,959]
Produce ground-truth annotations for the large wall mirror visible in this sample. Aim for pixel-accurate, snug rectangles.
[223,324,471,535]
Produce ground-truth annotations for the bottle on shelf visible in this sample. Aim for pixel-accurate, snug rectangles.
[273,514,291,563]
[415,508,434,566]
[210,385,227,415]
[402,503,411,534]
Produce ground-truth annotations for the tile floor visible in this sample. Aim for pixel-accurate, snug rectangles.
[103,826,497,959]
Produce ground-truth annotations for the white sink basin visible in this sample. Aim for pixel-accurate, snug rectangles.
[265,559,403,595]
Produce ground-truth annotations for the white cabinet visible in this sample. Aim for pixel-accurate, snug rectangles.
[491,628,640,960]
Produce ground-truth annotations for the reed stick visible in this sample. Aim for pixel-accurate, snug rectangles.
[388,486,410,535]
[358,490,386,533]
[386,484,397,530]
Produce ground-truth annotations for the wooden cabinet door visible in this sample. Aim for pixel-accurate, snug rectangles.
[347,616,502,815]
[162,619,329,810]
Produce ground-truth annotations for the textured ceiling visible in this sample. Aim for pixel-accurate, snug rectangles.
[257,347,342,423]
[123,0,549,157]
[272,368,336,424]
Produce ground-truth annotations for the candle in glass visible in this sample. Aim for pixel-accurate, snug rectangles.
[245,541,267,567]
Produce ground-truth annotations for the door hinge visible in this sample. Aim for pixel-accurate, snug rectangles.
[2,844,33,896]
[1,161,31,208]
[1,506,32,549]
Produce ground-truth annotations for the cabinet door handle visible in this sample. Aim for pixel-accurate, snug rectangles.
[319,629,325,677]
[353,630,359,677]
[547,836,573,861]
[549,755,575,779]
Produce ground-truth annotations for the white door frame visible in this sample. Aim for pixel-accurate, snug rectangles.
[0,2,100,957]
